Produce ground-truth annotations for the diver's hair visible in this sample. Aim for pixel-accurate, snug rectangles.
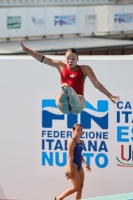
[72,123,82,131]
[65,48,79,58]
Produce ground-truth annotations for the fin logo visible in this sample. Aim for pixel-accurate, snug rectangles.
[114,13,133,23]
[54,15,76,26]
[42,100,108,129]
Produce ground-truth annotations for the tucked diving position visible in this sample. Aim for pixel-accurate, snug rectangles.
[19,38,120,114]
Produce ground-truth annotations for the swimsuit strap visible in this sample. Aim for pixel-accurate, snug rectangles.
[73,138,77,144]
[73,138,83,144]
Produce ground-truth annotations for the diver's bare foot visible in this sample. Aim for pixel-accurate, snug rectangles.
[61,83,75,97]
[65,86,74,97]
[61,83,69,94]
[61,83,69,88]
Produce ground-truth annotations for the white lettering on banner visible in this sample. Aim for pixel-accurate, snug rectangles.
[7,16,21,29]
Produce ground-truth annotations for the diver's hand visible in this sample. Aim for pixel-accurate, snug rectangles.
[19,38,26,51]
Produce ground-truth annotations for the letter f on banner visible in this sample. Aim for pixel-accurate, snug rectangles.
[42,99,64,128]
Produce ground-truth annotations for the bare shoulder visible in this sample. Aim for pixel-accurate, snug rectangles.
[80,65,92,75]
[80,65,92,71]
[59,62,66,70]
[56,62,66,74]
[68,138,75,147]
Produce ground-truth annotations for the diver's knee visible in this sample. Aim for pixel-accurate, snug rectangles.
[56,104,70,114]
[71,107,84,114]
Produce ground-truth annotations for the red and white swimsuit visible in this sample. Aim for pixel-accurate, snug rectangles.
[61,65,85,96]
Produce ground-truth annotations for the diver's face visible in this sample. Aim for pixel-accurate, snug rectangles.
[65,51,78,69]
[73,126,83,138]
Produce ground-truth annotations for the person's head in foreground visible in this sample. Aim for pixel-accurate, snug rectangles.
[72,123,82,138]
